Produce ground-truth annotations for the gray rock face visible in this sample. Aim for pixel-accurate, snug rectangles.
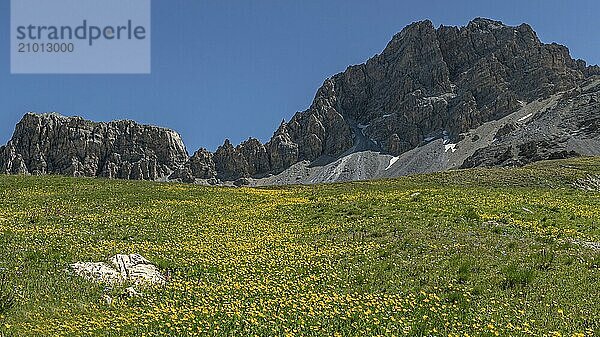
[211,17,598,178]
[70,261,123,284]
[211,137,272,180]
[305,18,594,157]
[238,138,270,176]
[169,148,216,183]
[462,78,600,168]
[0,113,189,180]
[286,79,354,161]
[213,139,250,181]
[189,148,217,179]
[251,76,600,186]
[438,19,590,134]
[267,122,299,173]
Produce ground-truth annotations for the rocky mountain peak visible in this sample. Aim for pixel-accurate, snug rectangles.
[2,18,599,185]
[467,17,511,30]
[0,112,189,180]
[389,19,435,43]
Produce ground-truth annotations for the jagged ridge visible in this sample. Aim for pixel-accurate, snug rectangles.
[0,113,189,180]
[1,18,599,184]
[179,17,599,183]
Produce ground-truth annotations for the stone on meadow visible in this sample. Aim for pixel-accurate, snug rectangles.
[70,254,165,285]
[69,262,124,284]
[110,254,166,285]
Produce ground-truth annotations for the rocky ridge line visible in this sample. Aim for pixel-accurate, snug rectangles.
[1,18,599,184]
[0,112,189,180]
[178,17,599,183]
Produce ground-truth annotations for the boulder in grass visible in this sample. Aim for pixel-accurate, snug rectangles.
[70,254,166,285]
[110,254,166,285]
[70,261,124,284]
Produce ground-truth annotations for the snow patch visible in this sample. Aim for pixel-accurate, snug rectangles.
[444,144,457,153]
[385,156,399,170]
[517,113,533,122]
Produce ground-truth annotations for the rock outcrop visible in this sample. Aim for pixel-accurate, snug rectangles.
[213,139,249,181]
[574,175,600,192]
[169,148,217,183]
[0,113,189,180]
[206,137,273,181]
[294,18,596,158]
[266,122,300,173]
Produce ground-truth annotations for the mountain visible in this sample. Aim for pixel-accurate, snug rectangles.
[0,113,188,180]
[1,18,599,185]
[185,17,600,185]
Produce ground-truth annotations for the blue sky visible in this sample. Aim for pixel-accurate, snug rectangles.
[1,0,599,153]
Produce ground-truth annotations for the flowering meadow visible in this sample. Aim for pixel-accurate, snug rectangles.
[0,157,599,336]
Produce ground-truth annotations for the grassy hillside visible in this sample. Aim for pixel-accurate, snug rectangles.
[0,157,599,336]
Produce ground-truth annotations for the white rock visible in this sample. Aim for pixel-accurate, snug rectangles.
[70,262,124,284]
[70,254,166,285]
[110,254,166,285]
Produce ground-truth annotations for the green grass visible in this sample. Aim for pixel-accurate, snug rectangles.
[0,157,599,336]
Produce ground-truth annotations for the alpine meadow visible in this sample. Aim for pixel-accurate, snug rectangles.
[0,157,599,336]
